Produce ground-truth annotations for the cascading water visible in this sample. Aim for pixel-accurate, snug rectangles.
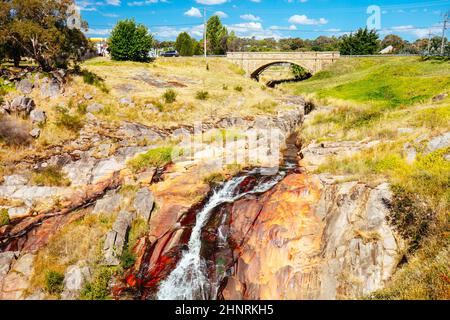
[156,170,286,300]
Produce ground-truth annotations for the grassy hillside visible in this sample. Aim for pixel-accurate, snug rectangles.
[0,57,289,180]
[285,56,450,109]
[284,57,450,300]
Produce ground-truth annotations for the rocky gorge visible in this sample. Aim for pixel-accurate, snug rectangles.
[0,70,408,301]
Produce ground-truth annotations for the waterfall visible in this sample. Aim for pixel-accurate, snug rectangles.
[157,171,284,300]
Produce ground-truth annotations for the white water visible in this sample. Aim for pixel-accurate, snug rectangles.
[157,172,284,300]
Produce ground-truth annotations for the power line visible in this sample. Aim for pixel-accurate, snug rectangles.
[440,10,449,54]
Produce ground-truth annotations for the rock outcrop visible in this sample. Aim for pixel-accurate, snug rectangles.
[220,174,402,300]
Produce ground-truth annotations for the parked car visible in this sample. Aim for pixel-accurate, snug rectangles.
[160,50,180,57]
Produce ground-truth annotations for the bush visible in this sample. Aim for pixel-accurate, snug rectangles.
[44,270,64,295]
[81,70,108,93]
[0,208,9,227]
[128,146,175,172]
[388,185,435,252]
[0,117,31,146]
[108,19,154,62]
[175,32,197,57]
[234,85,243,92]
[31,166,71,187]
[162,89,177,104]
[55,107,83,132]
[120,248,136,269]
[196,90,209,101]
[80,268,114,300]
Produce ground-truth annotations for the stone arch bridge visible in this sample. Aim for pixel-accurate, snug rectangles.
[226,52,340,80]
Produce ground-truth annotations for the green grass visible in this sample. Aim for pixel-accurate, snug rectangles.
[195,90,209,101]
[44,270,65,295]
[286,57,450,109]
[162,89,177,104]
[0,208,9,227]
[80,267,116,300]
[55,106,84,133]
[128,146,175,172]
[81,70,109,93]
[31,166,71,187]
[296,59,450,300]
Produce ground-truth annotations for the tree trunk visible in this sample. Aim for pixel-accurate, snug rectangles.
[13,53,20,68]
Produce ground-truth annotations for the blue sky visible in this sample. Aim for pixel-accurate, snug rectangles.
[77,0,450,41]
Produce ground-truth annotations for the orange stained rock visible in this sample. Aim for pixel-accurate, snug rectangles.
[148,163,211,242]
[224,173,324,300]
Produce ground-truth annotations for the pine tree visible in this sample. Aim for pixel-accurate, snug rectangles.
[340,28,380,55]
[175,32,195,56]
[206,16,228,55]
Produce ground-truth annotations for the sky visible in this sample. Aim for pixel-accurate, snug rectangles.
[77,0,450,41]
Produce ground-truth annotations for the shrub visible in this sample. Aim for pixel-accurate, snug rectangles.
[31,166,71,187]
[120,248,136,269]
[55,107,83,132]
[44,270,64,295]
[109,19,154,62]
[128,146,175,172]
[80,268,115,300]
[0,208,9,227]
[196,90,209,101]
[222,84,228,90]
[162,89,177,104]
[203,172,227,185]
[0,117,31,146]
[81,70,108,93]
[388,185,435,253]
[234,85,243,92]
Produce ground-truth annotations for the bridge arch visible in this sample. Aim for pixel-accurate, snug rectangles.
[226,52,340,79]
[250,61,313,82]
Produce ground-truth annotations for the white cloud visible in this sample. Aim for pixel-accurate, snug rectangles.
[288,14,328,25]
[270,25,297,30]
[127,0,167,6]
[227,22,282,39]
[240,14,261,21]
[184,7,202,18]
[87,28,112,36]
[380,24,443,39]
[106,0,121,5]
[195,0,227,5]
[153,24,204,39]
[214,11,229,18]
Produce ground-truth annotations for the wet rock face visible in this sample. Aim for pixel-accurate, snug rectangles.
[220,175,402,300]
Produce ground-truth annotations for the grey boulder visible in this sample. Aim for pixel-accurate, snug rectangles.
[30,110,47,124]
[16,79,34,94]
[87,103,104,113]
[133,188,155,221]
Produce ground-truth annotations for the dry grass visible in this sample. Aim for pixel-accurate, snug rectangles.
[29,213,115,297]
[80,57,287,126]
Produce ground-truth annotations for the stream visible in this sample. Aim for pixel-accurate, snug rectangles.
[154,133,301,300]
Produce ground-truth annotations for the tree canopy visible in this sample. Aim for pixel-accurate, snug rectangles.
[0,0,90,71]
[175,32,196,56]
[339,28,380,55]
[108,19,154,62]
[206,16,228,55]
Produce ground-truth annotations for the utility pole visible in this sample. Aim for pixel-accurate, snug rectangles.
[427,29,433,55]
[440,11,449,55]
[203,8,207,60]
